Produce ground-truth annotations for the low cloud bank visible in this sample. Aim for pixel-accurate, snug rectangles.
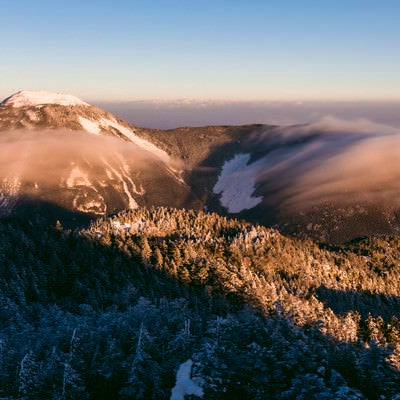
[249,117,400,211]
[0,129,181,185]
[0,129,183,216]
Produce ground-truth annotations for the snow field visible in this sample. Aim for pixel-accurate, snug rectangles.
[213,153,263,213]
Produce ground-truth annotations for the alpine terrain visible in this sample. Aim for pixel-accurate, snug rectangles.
[0,91,197,226]
[1,91,400,399]
[2,90,400,242]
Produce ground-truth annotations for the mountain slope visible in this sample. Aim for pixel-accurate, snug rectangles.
[0,90,173,161]
[1,207,400,398]
[142,119,400,242]
[2,90,400,242]
[0,91,197,225]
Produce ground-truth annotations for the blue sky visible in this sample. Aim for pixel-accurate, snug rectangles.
[1,1,399,102]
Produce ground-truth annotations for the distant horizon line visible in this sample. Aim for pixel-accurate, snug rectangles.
[92,97,400,105]
[2,89,400,105]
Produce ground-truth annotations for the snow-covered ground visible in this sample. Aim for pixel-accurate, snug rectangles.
[77,114,173,167]
[78,117,101,135]
[213,153,264,213]
[66,166,92,188]
[170,359,203,400]
[99,118,172,165]
[2,90,89,107]
[111,221,132,232]
[65,166,107,214]
[101,158,140,210]
[26,109,39,122]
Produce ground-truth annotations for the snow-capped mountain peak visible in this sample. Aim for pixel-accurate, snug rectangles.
[1,90,89,107]
[0,90,175,167]
[0,89,192,223]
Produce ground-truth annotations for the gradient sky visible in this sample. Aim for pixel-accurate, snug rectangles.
[1,0,399,102]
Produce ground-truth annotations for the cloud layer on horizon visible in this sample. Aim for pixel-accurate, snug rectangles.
[94,100,400,130]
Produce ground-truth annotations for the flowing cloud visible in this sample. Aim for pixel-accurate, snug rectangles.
[0,129,185,216]
[0,130,173,183]
[246,118,400,212]
[2,119,400,221]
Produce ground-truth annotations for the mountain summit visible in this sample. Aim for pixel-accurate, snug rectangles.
[0,90,174,164]
[1,90,89,107]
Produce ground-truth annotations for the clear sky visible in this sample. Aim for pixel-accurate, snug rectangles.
[1,0,399,102]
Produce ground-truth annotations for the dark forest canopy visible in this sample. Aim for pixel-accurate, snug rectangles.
[1,207,400,399]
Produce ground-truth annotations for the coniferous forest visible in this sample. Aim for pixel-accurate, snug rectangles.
[1,207,400,399]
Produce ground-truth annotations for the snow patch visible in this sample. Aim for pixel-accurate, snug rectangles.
[105,169,114,180]
[1,90,89,107]
[213,153,263,213]
[101,159,139,209]
[170,359,203,400]
[78,117,101,135]
[78,199,105,213]
[112,221,131,232]
[99,118,171,164]
[118,156,145,196]
[66,167,92,188]
[72,192,106,215]
[26,109,39,122]
[65,167,107,214]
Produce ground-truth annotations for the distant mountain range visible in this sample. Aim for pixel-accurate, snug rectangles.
[1,90,400,242]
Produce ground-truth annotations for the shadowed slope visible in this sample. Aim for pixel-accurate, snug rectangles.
[1,207,400,398]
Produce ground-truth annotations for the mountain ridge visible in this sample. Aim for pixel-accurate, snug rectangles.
[2,90,400,243]
[0,91,196,223]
